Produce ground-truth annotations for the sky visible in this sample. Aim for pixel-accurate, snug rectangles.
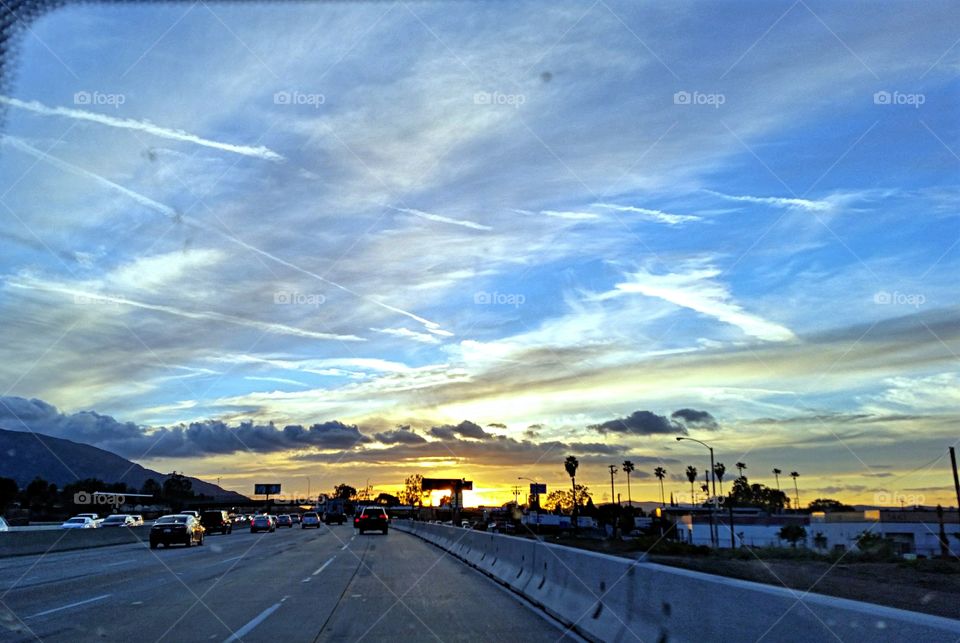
[0,0,957,508]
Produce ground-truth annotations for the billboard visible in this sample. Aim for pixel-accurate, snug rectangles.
[421,478,473,491]
[254,483,282,495]
[529,483,547,494]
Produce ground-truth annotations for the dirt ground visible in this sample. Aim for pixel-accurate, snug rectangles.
[648,555,960,620]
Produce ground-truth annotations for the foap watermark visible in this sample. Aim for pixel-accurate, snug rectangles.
[873,90,925,108]
[73,91,126,109]
[673,90,725,108]
[873,290,925,308]
[274,90,326,108]
[473,290,525,307]
[874,490,925,506]
[74,491,126,507]
[273,291,326,307]
[474,91,526,108]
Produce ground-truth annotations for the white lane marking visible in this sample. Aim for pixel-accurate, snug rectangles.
[340,542,350,550]
[26,594,110,619]
[312,557,335,576]
[222,596,288,642]
[102,559,133,567]
[301,577,311,583]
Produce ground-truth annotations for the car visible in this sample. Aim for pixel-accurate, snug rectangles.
[354,507,389,535]
[268,515,279,528]
[461,520,472,529]
[276,514,293,528]
[150,514,204,548]
[76,513,103,526]
[61,516,97,529]
[0,516,8,532]
[129,515,144,526]
[180,510,201,521]
[201,510,233,535]
[301,512,321,529]
[101,514,137,527]
[250,514,275,533]
[290,514,301,524]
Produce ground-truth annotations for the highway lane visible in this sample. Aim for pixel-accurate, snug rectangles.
[0,525,576,642]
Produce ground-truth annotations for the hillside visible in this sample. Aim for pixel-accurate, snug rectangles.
[0,427,247,501]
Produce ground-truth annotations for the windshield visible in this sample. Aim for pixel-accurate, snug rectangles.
[155,516,187,525]
[65,518,86,524]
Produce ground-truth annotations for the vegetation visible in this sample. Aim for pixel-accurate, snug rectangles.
[778,524,807,547]
[725,477,789,512]
[808,498,854,512]
[543,484,591,513]
[653,466,667,506]
[399,473,424,506]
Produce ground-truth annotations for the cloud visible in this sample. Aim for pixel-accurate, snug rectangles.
[592,203,700,225]
[602,266,796,342]
[703,190,834,212]
[589,410,681,435]
[428,420,490,440]
[670,408,719,430]
[244,376,310,388]
[371,327,443,344]
[0,396,368,458]
[539,210,601,221]
[373,425,426,444]
[0,96,284,161]
[392,207,491,231]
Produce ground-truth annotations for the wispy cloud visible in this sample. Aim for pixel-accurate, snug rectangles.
[244,376,310,388]
[703,190,833,212]
[592,203,700,225]
[0,96,284,161]
[392,207,492,231]
[540,209,601,221]
[601,266,796,342]
[371,327,443,344]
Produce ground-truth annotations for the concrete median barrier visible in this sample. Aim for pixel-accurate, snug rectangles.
[0,526,152,558]
[393,520,960,642]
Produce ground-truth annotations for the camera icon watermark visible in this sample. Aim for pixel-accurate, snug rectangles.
[473,290,525,307]
[273,90,325,108]
[73,91,126,109]
[673,90,725,108]
[273,291,326,307]
[872,290,925,308]
[74,491,126,506]
[473,91,526,108]
[873,90,925,108]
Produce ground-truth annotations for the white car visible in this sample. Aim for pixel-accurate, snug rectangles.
[0,516,8,532]
[129,514,144,526]
[62,516,97,529]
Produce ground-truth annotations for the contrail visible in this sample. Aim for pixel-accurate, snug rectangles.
[8,280,365,343]
[2,136,445,333]
[392,207,491,231]
[0,95,284,162]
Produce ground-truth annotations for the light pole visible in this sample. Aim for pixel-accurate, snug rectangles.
[518,477,542,534]
[677,436,718,547]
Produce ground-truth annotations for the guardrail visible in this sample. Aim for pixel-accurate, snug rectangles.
[394,520,960,643]
[0,527,152,558]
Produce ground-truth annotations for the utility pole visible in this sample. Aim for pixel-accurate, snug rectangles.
[608,465,618,506]
[950,447,960,528]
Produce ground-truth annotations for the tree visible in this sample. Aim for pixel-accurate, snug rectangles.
[373,492,399,506]
[333,483,357,500]
[771,468,782,490]
[779,524,807,547]
[399,474,424,506]
[653,467,667,506]
[713,462,726,495]
[542,485,591,513]
[140,478,162,497]
[735,462,747,479]
[621,461,635,507]
[162,472,194,499]
[24,477,56,513]
[807,498,853,513]
[564,455,579,524]
[0,477,18,512]
[685,466,698,505]
[726,478,789,512]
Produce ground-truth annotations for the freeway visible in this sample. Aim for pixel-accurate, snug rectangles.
[0,524,577,642]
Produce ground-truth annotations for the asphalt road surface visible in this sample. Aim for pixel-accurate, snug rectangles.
[0,524,577,642]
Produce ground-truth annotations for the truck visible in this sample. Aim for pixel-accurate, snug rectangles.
[320,498,347,525]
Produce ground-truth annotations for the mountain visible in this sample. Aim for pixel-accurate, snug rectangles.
[0,427,247,501]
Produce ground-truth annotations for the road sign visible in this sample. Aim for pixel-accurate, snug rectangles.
[530,483,546,494]
[254,483,281,495]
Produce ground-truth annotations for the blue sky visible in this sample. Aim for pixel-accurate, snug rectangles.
[0,1,957,505]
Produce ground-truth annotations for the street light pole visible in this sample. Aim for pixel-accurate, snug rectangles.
[677,436,718,547]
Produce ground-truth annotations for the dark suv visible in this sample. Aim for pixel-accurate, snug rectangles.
[354,506,389,535]
[201,510,233,535]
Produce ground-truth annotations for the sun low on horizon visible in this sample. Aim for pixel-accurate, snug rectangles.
[0,1,958,512]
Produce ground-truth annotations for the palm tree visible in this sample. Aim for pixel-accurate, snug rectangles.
[713,462,726,495]
[564,456,579,523]
[685,465,698,506]
[654,466,667,506]
[772,468,782,490]
[790,471,800,510]
[735,461,747,479]
[622,460,635,507]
